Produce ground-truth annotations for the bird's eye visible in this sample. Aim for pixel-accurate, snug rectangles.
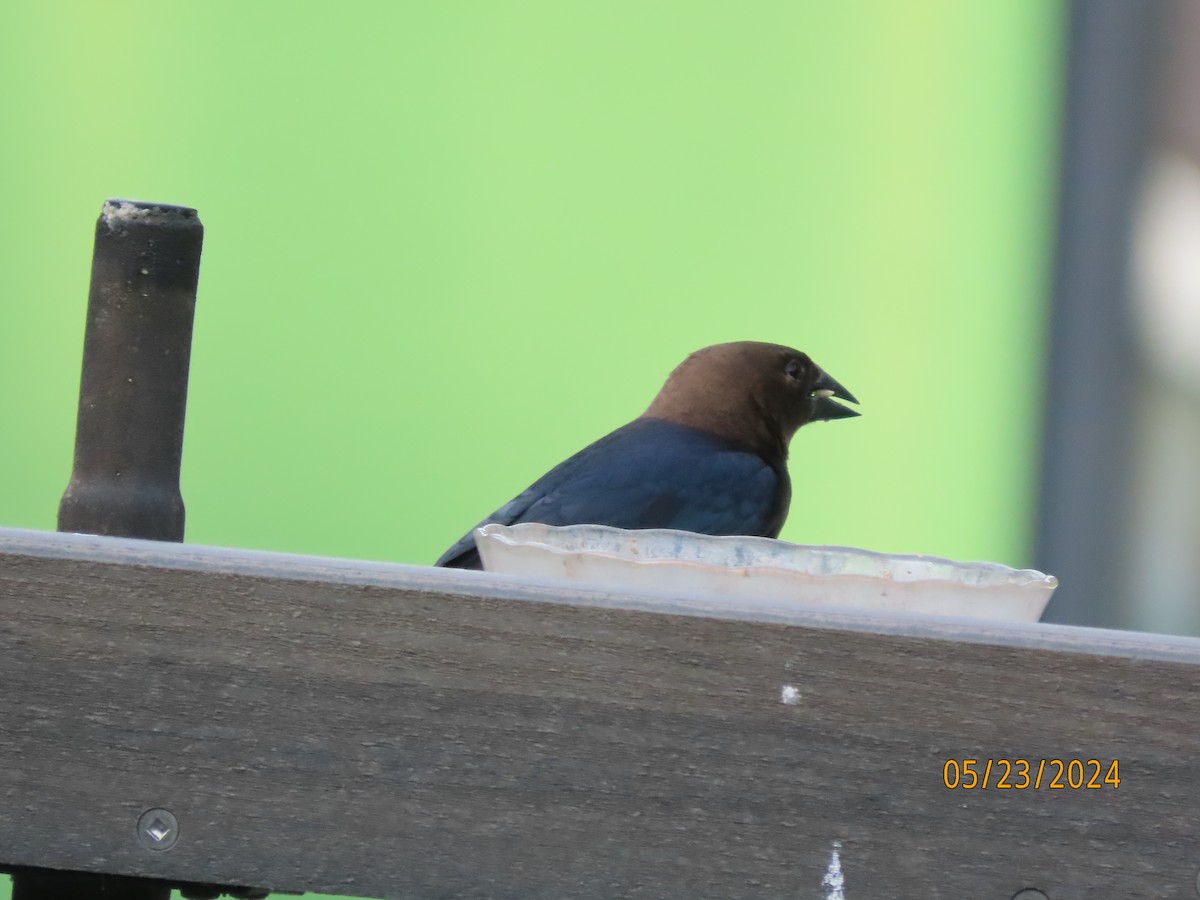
[784,358,805,381]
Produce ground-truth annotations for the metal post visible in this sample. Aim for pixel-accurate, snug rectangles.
[57,199,203,541]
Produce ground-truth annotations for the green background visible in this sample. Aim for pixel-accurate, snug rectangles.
[0,2,1062,898]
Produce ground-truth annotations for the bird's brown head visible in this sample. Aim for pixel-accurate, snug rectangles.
[642,341,859,461]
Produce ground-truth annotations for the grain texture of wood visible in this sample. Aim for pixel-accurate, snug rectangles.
[1,526,1198,899]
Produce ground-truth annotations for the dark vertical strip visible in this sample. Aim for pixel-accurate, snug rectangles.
[1036,1,1162,626]
[57,199,204,542]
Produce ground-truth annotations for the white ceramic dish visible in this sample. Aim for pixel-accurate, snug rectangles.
[474,523,1058,623]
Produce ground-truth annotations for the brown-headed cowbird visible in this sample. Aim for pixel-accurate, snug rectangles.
[436,341,858,569]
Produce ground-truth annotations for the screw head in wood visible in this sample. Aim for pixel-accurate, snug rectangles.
[138,807,179,851]
[1011,890,1048,900]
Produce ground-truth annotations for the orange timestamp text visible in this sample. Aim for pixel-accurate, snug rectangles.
[942,758,1120,790]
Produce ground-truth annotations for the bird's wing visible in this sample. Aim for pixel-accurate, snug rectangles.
[435,419,784,568]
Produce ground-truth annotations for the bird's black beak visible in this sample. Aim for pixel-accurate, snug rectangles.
[810,368,860,421]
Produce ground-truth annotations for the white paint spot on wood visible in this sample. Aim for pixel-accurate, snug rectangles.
[822,840,845,899]
[780,684,801,705]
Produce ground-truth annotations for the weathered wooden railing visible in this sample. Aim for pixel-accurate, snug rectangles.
[3,528,1200,898]
[2,200,1199,899]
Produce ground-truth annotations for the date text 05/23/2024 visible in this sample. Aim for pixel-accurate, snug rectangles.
[942,759,1121,790]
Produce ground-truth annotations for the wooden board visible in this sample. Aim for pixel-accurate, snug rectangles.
[1,526,1198,899]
